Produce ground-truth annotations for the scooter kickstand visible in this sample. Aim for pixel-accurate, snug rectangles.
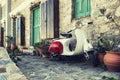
[84,51,89,60]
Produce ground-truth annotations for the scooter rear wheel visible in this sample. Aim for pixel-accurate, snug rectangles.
[89,51,99,67]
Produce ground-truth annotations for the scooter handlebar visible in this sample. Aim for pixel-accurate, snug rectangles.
[67,27,78,33]
[67,30,73,33]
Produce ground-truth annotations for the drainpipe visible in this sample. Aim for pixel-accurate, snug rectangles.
[6,0,11,46]
[0,5,2,46]
[0,4,2,27]
[0,5,1,27]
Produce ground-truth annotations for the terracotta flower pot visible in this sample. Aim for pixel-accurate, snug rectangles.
[10,44,16,50]
[98,53,105,63]
[104,51,120,72]
[36,47,49,57]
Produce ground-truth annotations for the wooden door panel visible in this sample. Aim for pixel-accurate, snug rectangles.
[33,7,40,44]
[41,2,47,39]
[46,0,54,38]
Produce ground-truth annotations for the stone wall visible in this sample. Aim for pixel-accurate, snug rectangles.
[91,0,120,34]
[59,0,120,43]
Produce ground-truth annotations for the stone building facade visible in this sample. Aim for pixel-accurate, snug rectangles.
[0,0,120,47]
[60,0,120,43]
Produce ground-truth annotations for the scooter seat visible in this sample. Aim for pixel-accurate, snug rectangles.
[60,33,72,38]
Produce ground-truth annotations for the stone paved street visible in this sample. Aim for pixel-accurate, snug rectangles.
[17,55,120,80]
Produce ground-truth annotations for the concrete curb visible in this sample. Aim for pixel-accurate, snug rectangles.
[0,47,28,80]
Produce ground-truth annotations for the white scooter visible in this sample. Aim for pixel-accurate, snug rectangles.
[48,26,98,66]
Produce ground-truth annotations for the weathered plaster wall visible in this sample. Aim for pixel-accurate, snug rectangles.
[11,0,25,11]
[59,0,120,43]
[2,5,6,19]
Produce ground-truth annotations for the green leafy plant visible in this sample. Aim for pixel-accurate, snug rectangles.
[102,76,117,80]
[5,36,14,45]
[99,63,107,70]
[8,48,21,63]
[97,33,117,53]
[33,39,51,57]
[111,35,120,52]
[33,39,50,49]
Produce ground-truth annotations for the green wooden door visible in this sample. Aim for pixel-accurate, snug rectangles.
[33,7,40,44]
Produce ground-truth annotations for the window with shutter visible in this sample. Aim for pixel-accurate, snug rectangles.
[14,16,25,46]
[16,17,21,45]
[74,0,91,18]
[13,19,16,44]
[0,27,4,46]
[20,16,25,45]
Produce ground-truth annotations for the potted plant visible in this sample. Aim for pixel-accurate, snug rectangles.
[96,33,113,63]
[102,34,120,72]
[5,36,21,63]
[5,36,16,50]
[33,39,50,57]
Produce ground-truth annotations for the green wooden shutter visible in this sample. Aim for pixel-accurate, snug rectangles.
[20,16,25,45]
[54,0,59,38]
[75,0,91,18]
[86,0,91,16]
[0,27,4,46]
[13,19,16,44]
[75,0,83,18]
[16,17,21,45]
[33,7,40,44]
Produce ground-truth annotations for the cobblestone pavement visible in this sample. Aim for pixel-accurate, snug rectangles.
[17,55,120,80]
